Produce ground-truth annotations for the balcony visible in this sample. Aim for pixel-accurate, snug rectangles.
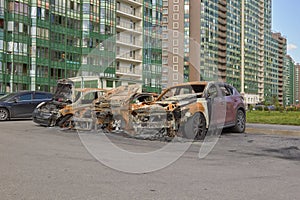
[218,65,227,71]
[219,0,226,7]
[116,36,142,48]
[218,71,227,78]
[218,18,227,25]
[218,51,226,58]
[116,53,142,63]
[116,67,142,77]
[218,11,226,19]
[218,45,226,51]
[116,21,142,34]
[218,31,226,39]
[218,58,226,64]
[218,5,227,13]
[217,37,226,45]
[218,24,227,32]
[119,0,143,6]
[116,6,142,20]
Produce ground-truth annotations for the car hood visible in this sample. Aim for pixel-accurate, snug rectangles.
[156,93,200,106]
[52,79,74,102]
[105,84,141,106]
[132,104,166,114]
[132,93,201,113]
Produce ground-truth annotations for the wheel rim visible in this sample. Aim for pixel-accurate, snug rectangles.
[0,109,8,120]
[192,114,206,137]
[236,111,245,130]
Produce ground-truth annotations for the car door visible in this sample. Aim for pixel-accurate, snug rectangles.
[205,83,226,126]
[220,84,235,125]
[11,93,35,118]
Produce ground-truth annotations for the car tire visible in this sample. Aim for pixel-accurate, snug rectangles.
[183,112,207,140]
[58,114,74,128]
[0,108,9,121]
[232,109,245,133]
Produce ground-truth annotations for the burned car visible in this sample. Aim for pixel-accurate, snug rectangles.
[56,88,106,128]
[130,81,246,140]
[33,79,74,126]
[72,84,157,132]
[33,78,105,127]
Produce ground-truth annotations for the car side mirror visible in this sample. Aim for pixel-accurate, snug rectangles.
[13,97,18,103]
[206,92,212,99]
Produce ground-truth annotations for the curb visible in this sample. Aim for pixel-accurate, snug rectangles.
[246,128,300,137]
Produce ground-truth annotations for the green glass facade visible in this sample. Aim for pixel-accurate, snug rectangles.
[183,0,189,82]
[0,0,162,93]
[142,0,162,93]
[197,0,287,104]
[225,0,241,89]
[199,0,219,81]
[283,55,295,106]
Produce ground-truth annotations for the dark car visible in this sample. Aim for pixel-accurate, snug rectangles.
[0,91,53,121]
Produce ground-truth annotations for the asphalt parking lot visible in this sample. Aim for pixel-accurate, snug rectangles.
[0,120,299,200]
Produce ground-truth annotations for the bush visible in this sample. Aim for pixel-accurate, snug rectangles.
[248,104,254,111]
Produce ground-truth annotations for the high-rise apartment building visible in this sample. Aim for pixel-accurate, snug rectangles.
[284,55,295,106]
[295,64,300,105]
[161,0,200,88]
[0,0,162,93]
[162,0,288,105]
[116,0,143,84]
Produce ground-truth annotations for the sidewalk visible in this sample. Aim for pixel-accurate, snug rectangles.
[246,123,300,137]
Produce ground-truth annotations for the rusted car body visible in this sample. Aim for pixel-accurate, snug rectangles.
[129,81,246,139]
[33,79,74,126]
[73,84,157,132]
[57,88,107,128]
[33,78,106,127]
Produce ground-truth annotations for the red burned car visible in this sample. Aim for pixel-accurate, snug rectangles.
[130,81,246,139]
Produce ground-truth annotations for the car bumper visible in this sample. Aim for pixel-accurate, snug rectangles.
[32,111,54,126]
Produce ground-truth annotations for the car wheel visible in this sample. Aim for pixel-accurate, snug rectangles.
[183,112,207,140]
[0,108,9,121]
[232,110,245,133]
[58,114,74,128]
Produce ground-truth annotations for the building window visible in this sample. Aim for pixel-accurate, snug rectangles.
[173,39,178,46]
[116,61,120,70]
[174,5,179,11]
[173,30,178,38]
[173,22,179,29]
[173,13,179,20]
[70,1,74,10]
[173,48,178,54]
[173,65,178,71]
[7,21,13,31]
[173,56,178,63]
[173,73,178,80]
[106,80,113,88]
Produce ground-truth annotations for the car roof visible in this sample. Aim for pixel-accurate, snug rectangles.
[74,88,107,93]
[173,81,208,87]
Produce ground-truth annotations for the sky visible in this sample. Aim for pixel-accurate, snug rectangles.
[272,0,300,64]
